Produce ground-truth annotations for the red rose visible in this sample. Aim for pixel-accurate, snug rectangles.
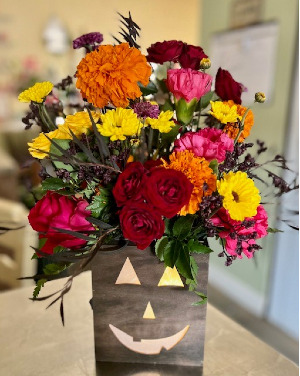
[143,159,163,171]
[215,68,243,104]
[146,40,184,64]
[28,192,94,255]
[178,44,208,70]
[119,202,165,250]
[143,167,193,218]
[113,162,147,206]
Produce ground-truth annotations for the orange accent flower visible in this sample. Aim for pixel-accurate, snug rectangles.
[223,100,254,142]
[163,150,216,215]
[76,43,151,108]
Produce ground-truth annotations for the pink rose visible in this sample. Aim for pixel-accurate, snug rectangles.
[28,192,94,255]
[211,205,268,259]
[174,128,234,163]
[166,68,212,103]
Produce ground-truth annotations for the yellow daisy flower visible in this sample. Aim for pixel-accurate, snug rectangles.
[18,81,54,103]
[145,110,175,133]
[60,111,100,138]
[28,127,71,159]
[209,101,242,124]
[217,171,260,221]
[97,108,143,141]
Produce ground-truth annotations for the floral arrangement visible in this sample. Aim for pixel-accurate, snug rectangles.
[18,13,297,320]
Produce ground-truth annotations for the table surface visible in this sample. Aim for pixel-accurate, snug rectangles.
[0,271,298,376]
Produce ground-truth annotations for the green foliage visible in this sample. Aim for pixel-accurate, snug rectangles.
[155,236,168,261]
[192,291,208,306]
[43,263,67,276]
[50,138,73,171]
[163,239,182,267]
[41,178,71,191]
[138,81,158,95]
[87,187,114,222]
[209,159,218,175]
[160,124,180,148]
[187,239,213,254]
[267,227,283,233]
[175,245,193,279]
[198,91,214,110]
[173,215,194,239]
[33,278,47,298]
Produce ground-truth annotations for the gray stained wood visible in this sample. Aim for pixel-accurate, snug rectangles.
[91,246,209,368]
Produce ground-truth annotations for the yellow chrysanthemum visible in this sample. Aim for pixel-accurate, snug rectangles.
[217,171,260,221]
[28,128,71,159]
[163,150,217,215]
[209,101,242,124]
[18,81,54,103]
[97,108,143,141]
[145,111,175,133]
[60,111,100,138]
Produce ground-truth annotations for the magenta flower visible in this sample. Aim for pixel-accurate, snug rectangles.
[73,32,103,51]
[174,128,234,163]
[211,205,268,259]
[166,68,212,103]
[133,101,160,119]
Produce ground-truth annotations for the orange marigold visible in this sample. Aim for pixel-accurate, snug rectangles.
[75,43,151,108]
[163,150,217,215]
[223,100,254,142]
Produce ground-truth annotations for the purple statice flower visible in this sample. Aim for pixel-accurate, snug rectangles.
[73,32,104,51]
[133,102,160,120]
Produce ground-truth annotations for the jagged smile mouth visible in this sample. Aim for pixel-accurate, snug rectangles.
[109,324,190,355]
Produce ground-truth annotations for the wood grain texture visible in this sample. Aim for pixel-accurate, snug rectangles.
[91,246,209,367]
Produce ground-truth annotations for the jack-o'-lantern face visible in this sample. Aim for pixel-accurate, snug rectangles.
[110,257,190,355]
[92,246,208,367]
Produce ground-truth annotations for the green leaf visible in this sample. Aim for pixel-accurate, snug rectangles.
[198,91,214,110]
[267,227,283,233]
[33,278,47,298]
[190,255,198,282]
[155,236,168,261]
[164,217,176,236]
[173,215,194,240]
[160,124,180,147]
[188,239,213,254]
[164,239,182,268]
[209,159,218,175]
[192,291,207,306]
[43,263,67,276]
[176,245,193,279]
[50,138,70,156]
[41,178,71,191]
[138,81,158,95]
[87,188,111,219]
[160,99,174,112]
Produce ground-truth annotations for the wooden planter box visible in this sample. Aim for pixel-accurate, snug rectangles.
[91,245,209,372]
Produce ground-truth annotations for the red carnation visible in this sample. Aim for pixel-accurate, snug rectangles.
[113,162,147,206]
[178,44,208,70]
[215,68,244,104]
[28,192,94,255]
[146,40,184,64]
[143,167,193,218]
[119,202,165,250]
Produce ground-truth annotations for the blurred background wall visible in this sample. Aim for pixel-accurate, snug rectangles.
[0,0,298,358]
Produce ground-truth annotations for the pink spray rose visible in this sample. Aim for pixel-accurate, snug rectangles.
[166,68,212,103]
[28,192,94,255]
[174,128,234,163]
[211,205,268,259]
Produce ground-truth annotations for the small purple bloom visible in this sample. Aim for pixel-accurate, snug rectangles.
[133,102,160,119]
[73,32,104,51]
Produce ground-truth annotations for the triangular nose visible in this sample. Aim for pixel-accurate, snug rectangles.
[143,301,156,319]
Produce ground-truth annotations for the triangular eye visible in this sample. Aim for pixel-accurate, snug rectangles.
[158,266,184,287]
[115,257,141,285]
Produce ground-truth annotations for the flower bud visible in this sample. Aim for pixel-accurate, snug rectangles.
[200,58,211,70]
[255,92,266,103]
[174,97,198,125]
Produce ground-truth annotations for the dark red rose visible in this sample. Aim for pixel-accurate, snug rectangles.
[143,159,163,171]
[28,192,94,255]
[119,202,165,250]
[146,40,184,64]
[113,162,147,206]
[215,68,243,104]
[178,44,208,70]
[143,167,194,218]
